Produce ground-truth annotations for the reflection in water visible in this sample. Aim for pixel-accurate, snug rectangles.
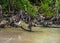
[0,27,60,43]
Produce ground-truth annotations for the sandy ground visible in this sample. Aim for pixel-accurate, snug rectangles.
[0,27,60,43]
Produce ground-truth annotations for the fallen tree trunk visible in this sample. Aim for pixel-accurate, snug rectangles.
[48,25,60,28]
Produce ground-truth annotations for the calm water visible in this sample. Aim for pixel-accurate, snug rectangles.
[0,27,60,43]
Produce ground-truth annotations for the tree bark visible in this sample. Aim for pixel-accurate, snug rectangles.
[0,5,2,19]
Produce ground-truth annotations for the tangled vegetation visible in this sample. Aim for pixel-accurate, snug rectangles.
[0,0,60,31]
[1,0,60,17]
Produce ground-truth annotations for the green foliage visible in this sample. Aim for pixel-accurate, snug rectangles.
[27,6,37,17]
[2,0,8,9]
[42,0,53,4]
[14,0,38,17]
[56,0,60,11]
[2,0,60,17]
[39,0,55,17]
[1,0,38,17]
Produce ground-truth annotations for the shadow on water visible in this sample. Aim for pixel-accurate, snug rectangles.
[0,27,60,43]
